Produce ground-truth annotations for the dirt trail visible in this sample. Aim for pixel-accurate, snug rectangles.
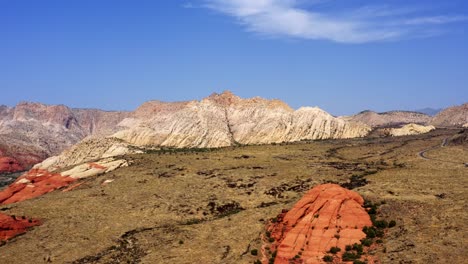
[418,137,462,165]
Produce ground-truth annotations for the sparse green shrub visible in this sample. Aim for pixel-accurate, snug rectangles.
[329,247,341,254]
[269,257,275,264]
[374,220,388,229]
[363,226,376,238]
[361,238,373,247]
[352,243,363,254]
[323,255,334,262]
[251,249,258,256]
[345,245,352,251]
[388,220,396,228]
[268,237,275,243]
[254,260,262,264]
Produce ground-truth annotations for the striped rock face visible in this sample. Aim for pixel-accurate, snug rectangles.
[0,213,41,242]
[0,157,24,174]
[267,184,374,264]
[0,169,76,205]
[0,158,129,205]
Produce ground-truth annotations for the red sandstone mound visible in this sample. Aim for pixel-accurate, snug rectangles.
[0,169,76,205]
[266,184,375,264]
[0,157,24,174]
[0,213,41,241]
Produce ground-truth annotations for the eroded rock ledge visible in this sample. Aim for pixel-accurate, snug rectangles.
[264,184,376,264]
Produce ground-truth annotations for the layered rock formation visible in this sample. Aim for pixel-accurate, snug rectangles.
[0,157,23,174]
[343,110,431,128]
[0,213,41,242]
[0,137,139,204]
[0,157,131,205]
[0,102,129,173]
[388,123,435,137]
[113,91,370,148]
[430,103,468,127]
[265,184,373,264]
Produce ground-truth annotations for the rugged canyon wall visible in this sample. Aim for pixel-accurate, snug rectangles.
[0,102,129,172]
[113,91,370,148]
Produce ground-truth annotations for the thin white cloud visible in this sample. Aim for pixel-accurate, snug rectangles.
[202,0,467,43]
[404,15,468,25]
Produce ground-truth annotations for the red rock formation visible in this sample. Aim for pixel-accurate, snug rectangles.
[0,157,24,174]
[0,213,41,241]
[88,163,107,170]
[0,169,76,205]
[266,184,374,264]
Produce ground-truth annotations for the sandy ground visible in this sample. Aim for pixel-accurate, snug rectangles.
[0,129,466,264]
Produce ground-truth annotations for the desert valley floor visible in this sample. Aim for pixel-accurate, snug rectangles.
[0,129,466,264]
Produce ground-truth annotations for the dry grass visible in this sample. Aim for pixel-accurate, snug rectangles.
[0,129,466,264]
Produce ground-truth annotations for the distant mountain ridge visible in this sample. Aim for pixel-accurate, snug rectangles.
[0,102,129,172]
[1,93,466,175]
[414,108,442,116]
[0,91,370,173]
[343,110,431,128]
[430,103,468,127]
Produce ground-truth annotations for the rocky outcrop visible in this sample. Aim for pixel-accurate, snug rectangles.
[113,91,370,148]
[430,103,468,127]
[0,103,129,170]
[0,157,23,174]
[34,137,140,171]
[0,156,130,205]
[0,213,41,242]
[343,110,431,128]
[0,137,139,204]
[0,169,76,205]
[388,123,435,137]
[265,184,373,264]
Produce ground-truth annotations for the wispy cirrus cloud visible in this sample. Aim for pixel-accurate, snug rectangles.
[201,0,468,43]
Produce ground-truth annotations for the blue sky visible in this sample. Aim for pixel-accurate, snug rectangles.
[1,0,467,115]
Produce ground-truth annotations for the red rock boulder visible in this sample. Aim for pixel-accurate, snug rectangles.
[266,184,374,264]
[0,213,41,241]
